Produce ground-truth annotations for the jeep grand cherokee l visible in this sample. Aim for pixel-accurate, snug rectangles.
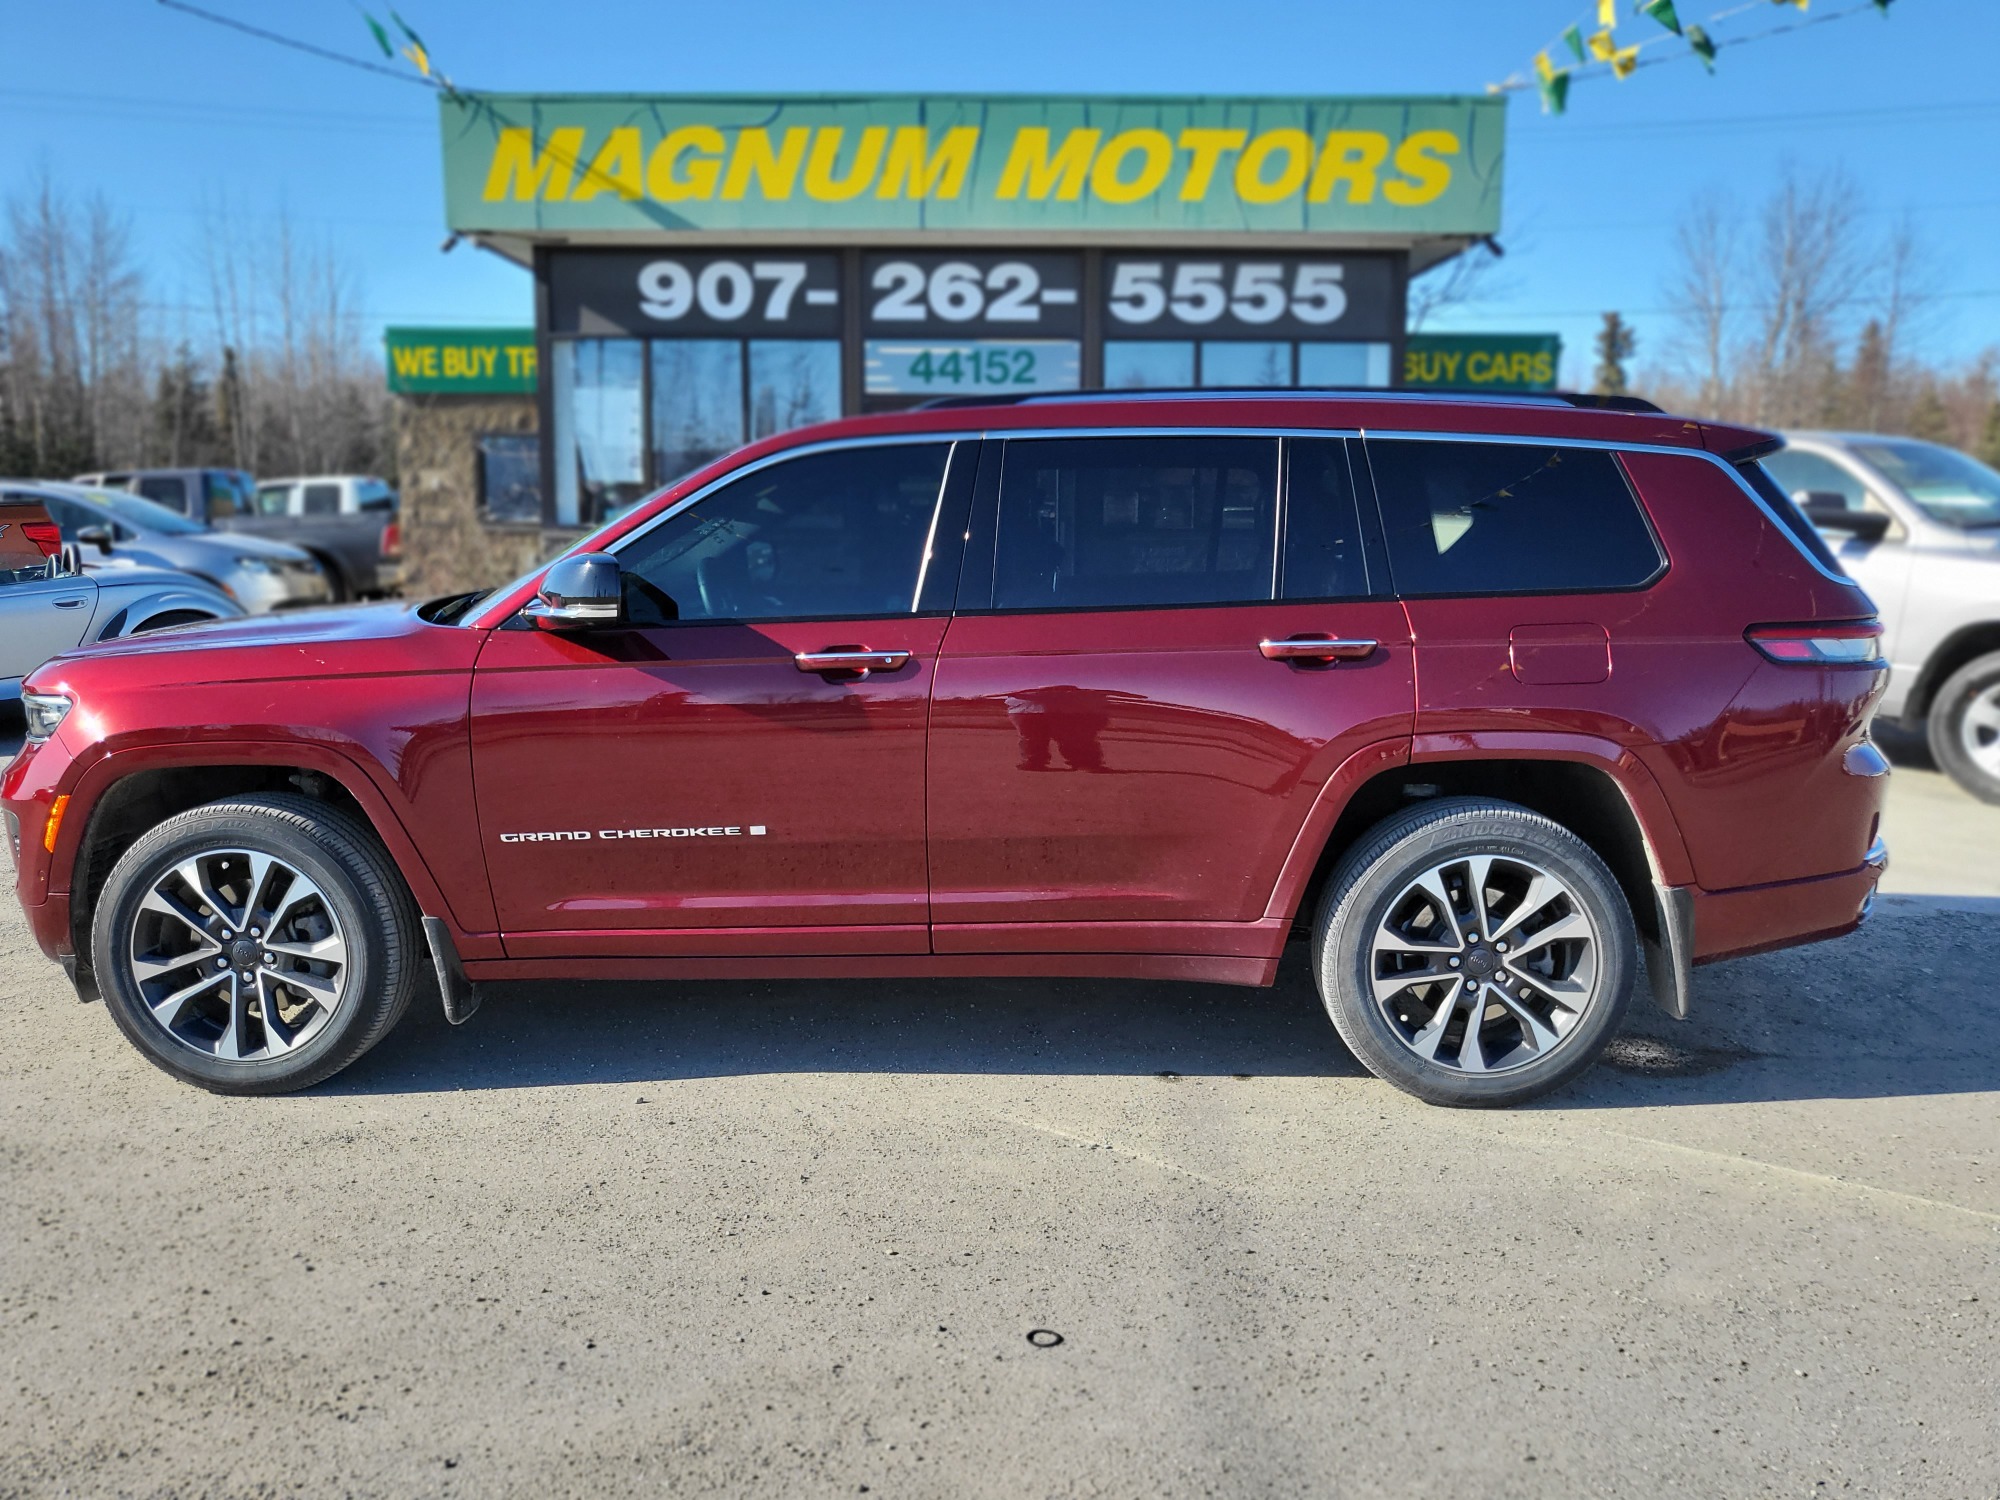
[3,391,1890,1106]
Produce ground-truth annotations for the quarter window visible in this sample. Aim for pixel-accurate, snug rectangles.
[1366,440,1662,597]
[992,436,1279,610]
[617,443,951,626]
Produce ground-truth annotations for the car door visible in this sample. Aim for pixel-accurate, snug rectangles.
[0,498,95,688]
[925,433,1415,953]
[470,438,973,958]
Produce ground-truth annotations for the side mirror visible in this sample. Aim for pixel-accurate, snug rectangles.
[76,524,114,555]
[522,551,623,630]
[1798,493,1890,543]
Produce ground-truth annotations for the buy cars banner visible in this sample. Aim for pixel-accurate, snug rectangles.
[1404,333,1560,392]
[441,93,1504,237]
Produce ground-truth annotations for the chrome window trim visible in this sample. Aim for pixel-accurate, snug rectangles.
[471,421,1859,626]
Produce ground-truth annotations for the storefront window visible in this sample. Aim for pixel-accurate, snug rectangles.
[651,339,745,486]
[554,339,645,526]
[478,434,541,524]
[1104,341,1195,389]
[750,340,842,440]
[1298,341,1392,388]
[1200,341,1292,388]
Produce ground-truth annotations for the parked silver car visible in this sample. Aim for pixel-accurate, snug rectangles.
[1,508,244,706]
[1,481,331,615]
[1768,433,2000,801]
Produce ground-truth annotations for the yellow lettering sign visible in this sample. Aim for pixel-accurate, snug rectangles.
[997,127,1101,201]
[481,127,587,201]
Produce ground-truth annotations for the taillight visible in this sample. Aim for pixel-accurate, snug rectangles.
[22,520,61,558]
[380,520,401,559]
[1746,620,1884,665]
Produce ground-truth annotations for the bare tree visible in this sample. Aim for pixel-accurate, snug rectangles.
[1406,238,1506,333]
[1745,165,1869,425]
[1668,195,1737,415]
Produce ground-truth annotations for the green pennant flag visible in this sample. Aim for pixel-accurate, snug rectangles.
[389,8,427,50]
[1539,70,1571,115]
[361,11,394,58]
[1639,0,1682,34]
[1871,0,1893,11]
[1561,24,1587,61]
[1687,24,1719,70]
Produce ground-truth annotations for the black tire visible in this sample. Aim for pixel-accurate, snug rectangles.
[91,793,422,1094]
[310,555,349,603]
[1925,649,2000,805]
[1312,797,1637,1108]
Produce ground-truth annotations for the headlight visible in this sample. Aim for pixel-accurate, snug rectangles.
[233,556,280,573]
[22,691,73,745]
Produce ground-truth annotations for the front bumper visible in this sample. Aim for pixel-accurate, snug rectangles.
[233,561,332,613]
[1691,836,1889,964]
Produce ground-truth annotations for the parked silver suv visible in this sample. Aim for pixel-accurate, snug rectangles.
[1768,433,2000,801]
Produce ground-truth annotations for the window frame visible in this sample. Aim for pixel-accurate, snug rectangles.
[599,435,975,629]
[1357,432,1669,602]
[960,432,1293,617]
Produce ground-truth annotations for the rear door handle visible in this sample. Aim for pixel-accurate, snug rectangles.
[1259,635,1377,663]
[794,647,911,680]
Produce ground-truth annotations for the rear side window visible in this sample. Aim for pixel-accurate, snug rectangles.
[301,484,342,516]
[138,475,188,513]
[1737,460,1847,576]
[1366,440,1662,597]
[993,436,1278,610]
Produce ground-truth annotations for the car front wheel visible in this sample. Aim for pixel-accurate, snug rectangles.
[92,793,422,1094]
[1312,797,1637,1108]
[1926,649,2000,805]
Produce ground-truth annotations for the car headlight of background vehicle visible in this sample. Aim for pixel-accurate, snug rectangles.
[22,691,73,745]
[233,556,281,573]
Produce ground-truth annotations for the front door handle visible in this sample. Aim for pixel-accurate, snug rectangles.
[794,647,911,680]
[1259,635,1377,664]
[53,597,86,609]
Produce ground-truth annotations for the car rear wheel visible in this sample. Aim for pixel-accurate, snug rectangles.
[92,793,422,1094]
[1312,797,1637,1108]
[1927,650,2000,805]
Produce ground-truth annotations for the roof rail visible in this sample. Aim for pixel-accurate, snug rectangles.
[914,387,1664,414]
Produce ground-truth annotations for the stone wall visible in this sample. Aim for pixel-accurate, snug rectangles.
[393,394,579,598]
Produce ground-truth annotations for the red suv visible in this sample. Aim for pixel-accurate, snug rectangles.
[3,392,1889,1106]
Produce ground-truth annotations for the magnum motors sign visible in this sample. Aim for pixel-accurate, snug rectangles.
[441,93,1504,237]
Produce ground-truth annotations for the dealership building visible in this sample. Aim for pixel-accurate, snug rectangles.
[393,90,1524,593]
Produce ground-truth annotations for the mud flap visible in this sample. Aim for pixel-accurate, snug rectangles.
[1645,883,1695,1021]
[422,916,483,1026]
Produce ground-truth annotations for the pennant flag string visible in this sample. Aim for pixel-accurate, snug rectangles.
[1493,0,1895,113]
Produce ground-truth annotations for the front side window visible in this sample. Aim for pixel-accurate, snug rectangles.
[1848,438,2000,530]
[255,485,291,516]
[1367,440,1662,597]
[993,436,1279,611]
[617,443,951,626]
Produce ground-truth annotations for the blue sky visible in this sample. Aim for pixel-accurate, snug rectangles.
[2,0,1994,387]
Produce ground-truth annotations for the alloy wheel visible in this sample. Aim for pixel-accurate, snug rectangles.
[1369,853,1601,1075]
[1958,683,2000,780]
[126,848,349,1061]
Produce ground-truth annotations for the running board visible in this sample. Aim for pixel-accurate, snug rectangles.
[422,917,484,1026]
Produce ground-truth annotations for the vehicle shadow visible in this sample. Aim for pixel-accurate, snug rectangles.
[332,902,2000,1106]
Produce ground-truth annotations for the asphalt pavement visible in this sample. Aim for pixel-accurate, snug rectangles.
[2,718,1996,1498]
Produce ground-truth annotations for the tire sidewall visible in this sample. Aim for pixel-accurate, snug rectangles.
[1320,813,1636,1107]
[93,809,389,1094]
[1927,652,2000,805]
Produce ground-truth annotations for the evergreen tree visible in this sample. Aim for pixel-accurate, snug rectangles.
[1977,401,2000,468]
[1906,386,1951,444]
[1593,312,1636,397]
[1845,319,1890,430]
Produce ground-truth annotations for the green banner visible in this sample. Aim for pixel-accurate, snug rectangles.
[440,93,1504,238]
[1404,333,1560,392]
[386,326,537,393]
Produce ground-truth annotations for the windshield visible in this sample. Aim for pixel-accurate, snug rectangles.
[70,488,210,536]
[1851,439,2000,529]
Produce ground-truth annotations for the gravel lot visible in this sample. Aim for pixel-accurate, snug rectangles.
[3,720,1996,1499]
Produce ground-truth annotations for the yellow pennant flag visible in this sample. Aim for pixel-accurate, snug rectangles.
[401,40,431,77]
[1535,50,1557,83]
[1611,45,1640,78]
[1588,27,1617,60]
[1598,0,1616,25]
